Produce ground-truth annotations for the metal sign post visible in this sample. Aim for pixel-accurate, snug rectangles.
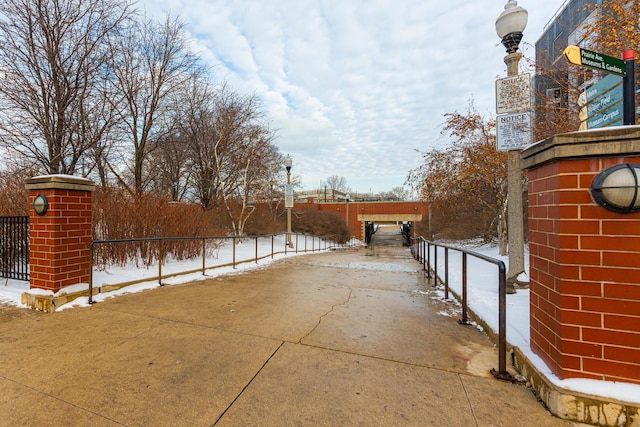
[622,50,636,125]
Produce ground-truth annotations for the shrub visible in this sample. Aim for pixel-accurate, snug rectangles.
[292,208,350,243]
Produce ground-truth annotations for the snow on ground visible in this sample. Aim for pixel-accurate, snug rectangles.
[1,236,638,403]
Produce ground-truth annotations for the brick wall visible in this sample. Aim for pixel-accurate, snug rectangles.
[299,200,428,239]
[527,155,640,384]
[26,176,95,293]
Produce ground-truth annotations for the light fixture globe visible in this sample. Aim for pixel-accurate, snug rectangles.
[591,164,640,213]
[33,194,49,216]
[284,155,292,172]
[496,0,528,54]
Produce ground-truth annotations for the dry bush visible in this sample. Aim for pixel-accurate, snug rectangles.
[92,187,227,267]
[242,203,285,235]
[0,169,31,216]
[416,192,528,243]
[292,208,350,243]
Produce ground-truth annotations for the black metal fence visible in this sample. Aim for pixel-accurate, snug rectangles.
[0,216,29,281]
[89,233,360,304]
[410,237,512,381]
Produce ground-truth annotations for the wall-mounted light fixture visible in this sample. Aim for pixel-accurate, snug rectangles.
[591,163,640,213]
[33,194,49,216]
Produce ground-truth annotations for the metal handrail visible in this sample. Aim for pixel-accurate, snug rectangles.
[410,237,512,381]
[89,233,358,305]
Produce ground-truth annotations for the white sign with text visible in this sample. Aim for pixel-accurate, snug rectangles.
[496,112,531,151]
[495,73,531,114]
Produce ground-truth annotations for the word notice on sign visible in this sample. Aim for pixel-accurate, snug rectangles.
[496,112,531,151]
[495,73,531,114]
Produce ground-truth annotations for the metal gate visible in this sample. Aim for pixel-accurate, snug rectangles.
[0,216,29,281]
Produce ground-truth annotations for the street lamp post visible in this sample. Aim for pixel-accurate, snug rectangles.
[496,0,528,292]
[284,156,293,248]
[345,193,350,234]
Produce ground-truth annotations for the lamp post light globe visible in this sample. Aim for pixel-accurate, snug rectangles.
[496,0,528,54]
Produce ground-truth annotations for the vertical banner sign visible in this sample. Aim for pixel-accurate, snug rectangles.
[496,112,531,151]
[284,185,294,208]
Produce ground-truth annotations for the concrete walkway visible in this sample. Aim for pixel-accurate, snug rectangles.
[0,246,579,426]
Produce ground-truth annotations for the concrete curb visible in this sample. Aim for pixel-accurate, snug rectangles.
[513,347,640,427]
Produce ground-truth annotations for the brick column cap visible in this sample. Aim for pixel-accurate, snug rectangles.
[25,174,95,192]
[521,125,640,171]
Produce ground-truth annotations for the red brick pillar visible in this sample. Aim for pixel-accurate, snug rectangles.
[522,127,640,385]
[25,175,95,293]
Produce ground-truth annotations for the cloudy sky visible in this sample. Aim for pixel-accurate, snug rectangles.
[140,0,568,194]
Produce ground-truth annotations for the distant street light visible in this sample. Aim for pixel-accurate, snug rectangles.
[345,193,350,234]
[496,0,528,292]
[284,156,293,248]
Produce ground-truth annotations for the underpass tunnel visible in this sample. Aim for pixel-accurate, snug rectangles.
[363,220,413,247]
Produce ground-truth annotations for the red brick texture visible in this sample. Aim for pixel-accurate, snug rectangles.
[28,188,93,293]
[296,200,429,239]
[527,156,640,384]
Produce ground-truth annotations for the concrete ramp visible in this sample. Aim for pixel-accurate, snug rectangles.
[369,224,404,246]
[0,247,571,426]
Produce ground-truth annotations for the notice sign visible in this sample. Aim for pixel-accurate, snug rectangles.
[284,185,294,208]
[495,73,531,114]
[496,112,531,151]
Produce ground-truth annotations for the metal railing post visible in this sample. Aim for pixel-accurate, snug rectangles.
[426,241,432,279]
[232,237,236,268]
[433,245,438,287]
[422,240,427,275]
[89,242,95,304]
[158,239,164,286]
[202,238,206,275]
[459,253,469,325]
[493,262,509,379]
[444,247,449,300]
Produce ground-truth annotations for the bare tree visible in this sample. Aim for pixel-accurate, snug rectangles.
[322,175,351,197]
[0,0,132,175]
[379,186,412,201]
[209,86,279,236]
[167,78,220,209]
[146,131,192,202]
[108,14,201,195]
